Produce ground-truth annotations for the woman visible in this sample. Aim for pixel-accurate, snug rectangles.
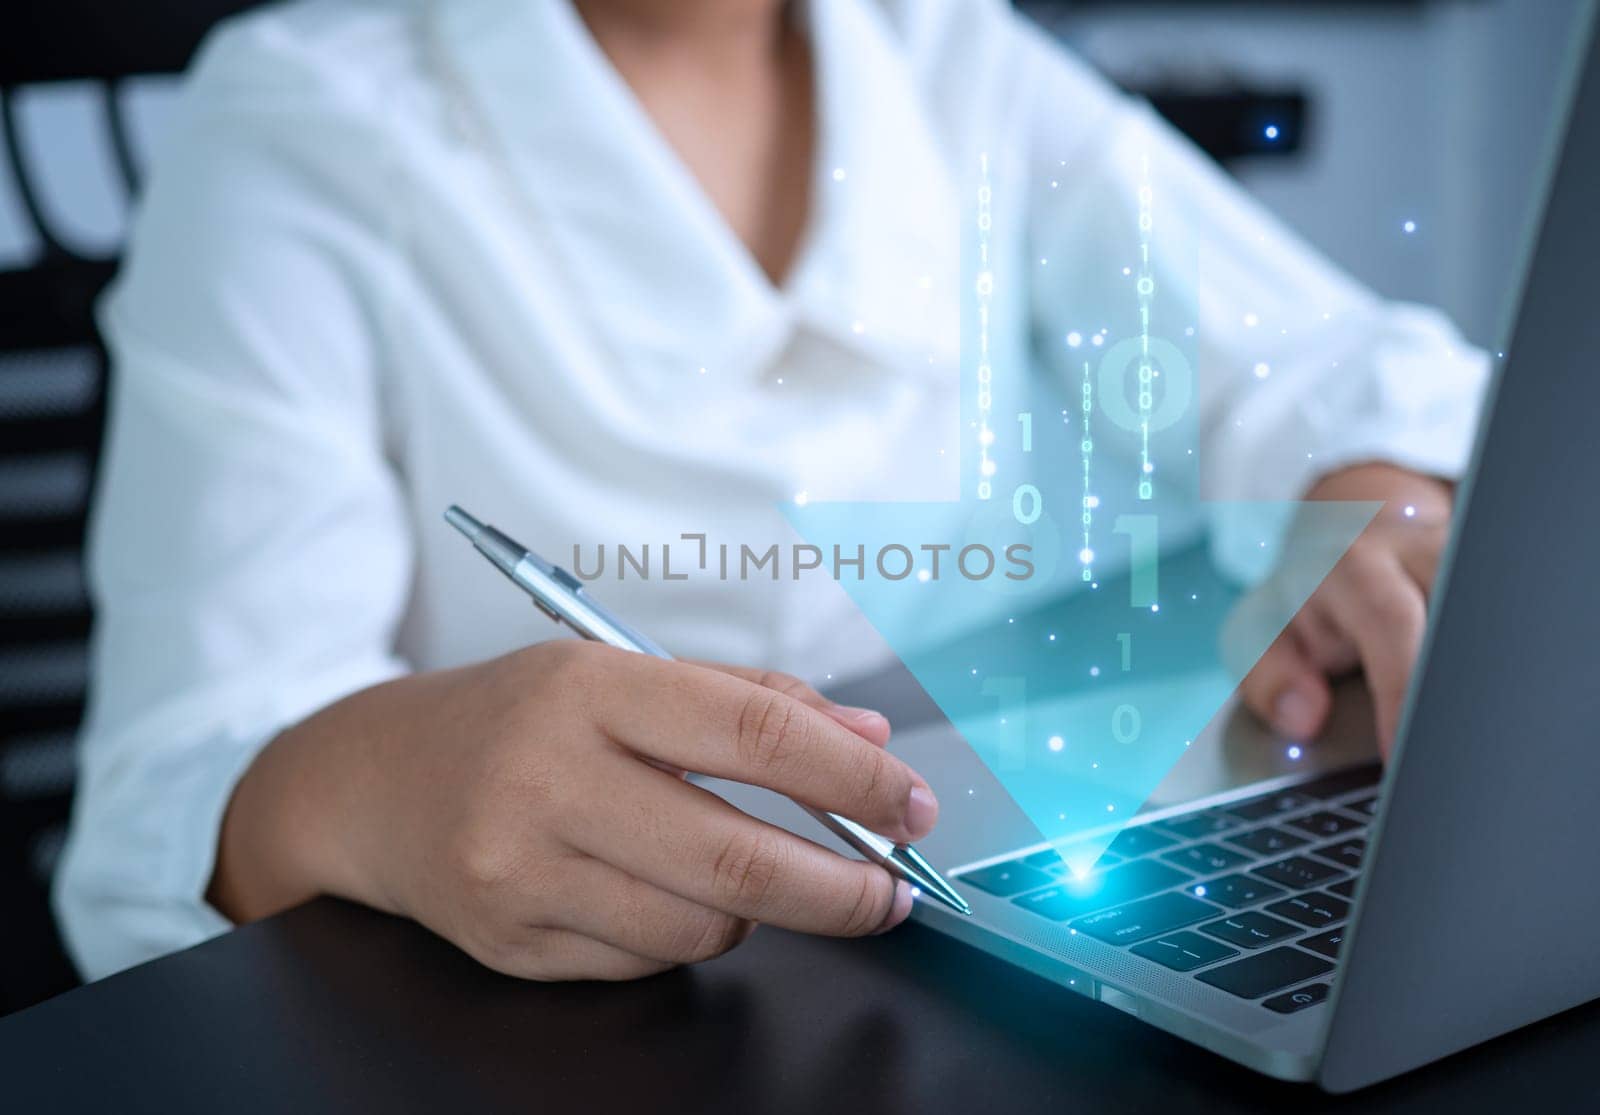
[56,0,1483,981]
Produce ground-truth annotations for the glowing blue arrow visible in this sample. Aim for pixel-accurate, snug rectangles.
[785,155,1377,877]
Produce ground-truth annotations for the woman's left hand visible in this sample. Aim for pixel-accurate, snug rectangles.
[1237,463,1455,756]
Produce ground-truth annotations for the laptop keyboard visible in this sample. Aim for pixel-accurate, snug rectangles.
[955,763,1382,1015]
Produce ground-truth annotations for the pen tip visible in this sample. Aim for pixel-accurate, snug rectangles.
[444,505,483,539]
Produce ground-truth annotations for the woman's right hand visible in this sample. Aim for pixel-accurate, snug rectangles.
[209,641,939,980]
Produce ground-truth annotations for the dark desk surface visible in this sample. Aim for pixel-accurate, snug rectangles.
[3,897,1598,1113]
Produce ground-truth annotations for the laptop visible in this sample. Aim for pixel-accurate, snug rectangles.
[743,3,1600,1093]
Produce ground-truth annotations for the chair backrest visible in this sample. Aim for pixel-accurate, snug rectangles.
[0,0,261,1016]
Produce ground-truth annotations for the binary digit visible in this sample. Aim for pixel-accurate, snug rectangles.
[1112,704,1142,744]
[1012,484,1042,526]
[1113,514,1159,608]
[1117,632,1132,671]
[1017,411,1033,452]
[981,675,1028,772]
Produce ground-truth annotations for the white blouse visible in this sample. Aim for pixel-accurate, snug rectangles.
[55,0,1487,979]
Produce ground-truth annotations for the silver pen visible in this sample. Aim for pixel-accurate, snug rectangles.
[444,505,971,917]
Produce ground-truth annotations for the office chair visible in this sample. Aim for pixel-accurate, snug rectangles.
[0,0,261,1017]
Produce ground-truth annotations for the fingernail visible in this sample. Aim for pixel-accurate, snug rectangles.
[1274,689,1317,737]
[838,705,888,731]
[905,785,939,840]
[874,880,914,934]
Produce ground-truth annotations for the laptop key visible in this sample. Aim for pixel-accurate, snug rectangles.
[961,860,1055,897]
[1327,878,1358,899]
[1011,859,1192,921]
[1072,892,1222,945]
[1297,763,1382,800]
[1106,826,1178,858]
[1300,928,1346,959]
[1197,947,1334,999]
[1285,811,1365,839]
[1201,911,1301,949]
[1347,795,1380,816]
[1132,931,1239,973]
[1253,856,1343,890]
[1263,983,1331,1014]
[1156,811,1239,841]
[1222,791,1314,823]
[1225,826,1308,857]
[1162,843,1252,875]
[1188,873,1285,908]
[1266,892,1350,928]
[1022,849,1061,869]
[1047,854,1122,876]
[1309,838,1366,870]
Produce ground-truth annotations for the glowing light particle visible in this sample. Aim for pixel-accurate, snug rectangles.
[1253,362,1271,379]
[916,568,932,583]
[832,167,846,182]
[1403,220,1417,234]
[1067,331,1083,348]
[1287,745,1303,761]
[1264,124,1280,141]
[1195,885,1208,898]
[1079,547,1095,564]
[1404,504,1417,518]
[1048,735,1065,752]
[1244,312,1259,328]
[1089,666,1101,678]
[981,459,997,477]
[793,490,809,506]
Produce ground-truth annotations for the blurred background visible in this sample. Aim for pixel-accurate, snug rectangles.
[0,0,1584,1014]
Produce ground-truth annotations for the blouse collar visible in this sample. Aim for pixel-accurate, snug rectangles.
[428,0,961,388]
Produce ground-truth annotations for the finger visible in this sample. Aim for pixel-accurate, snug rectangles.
[1392,519,1449,596]
[563,763,914,937]
[1322,555,1428,754]
[690,662,891,747]
[482,926,675,982]
[590,655,934,842]
[1291,604,1359,675]
[1239,625,1333,740]
[548,855,757,965]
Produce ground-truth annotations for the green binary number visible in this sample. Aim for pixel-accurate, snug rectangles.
[981,675,1028,772]
[1113,514,1159,608]
[1112,704,1142,744]
[1012,483,1042,525]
